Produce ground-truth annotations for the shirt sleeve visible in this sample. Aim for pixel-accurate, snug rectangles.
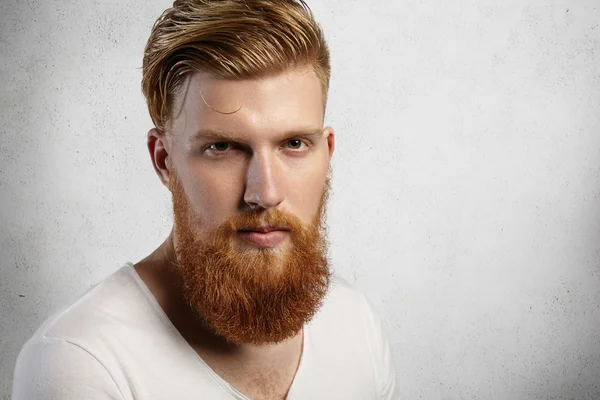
[12,336,125,400]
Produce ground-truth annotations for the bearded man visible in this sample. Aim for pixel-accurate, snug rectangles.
[13,1,398,399]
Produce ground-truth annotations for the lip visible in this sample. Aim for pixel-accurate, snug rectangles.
[239,226,289,234]
[237,227,289,248]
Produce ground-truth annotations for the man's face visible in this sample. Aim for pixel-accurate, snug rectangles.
[159,67,334,345]
[167,68,333,244]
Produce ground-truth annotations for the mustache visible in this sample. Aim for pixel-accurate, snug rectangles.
[219,209,306,234]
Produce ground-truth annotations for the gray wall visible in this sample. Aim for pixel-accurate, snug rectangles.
[1,0,599,399]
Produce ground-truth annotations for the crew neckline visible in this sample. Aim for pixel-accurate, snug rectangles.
[122,261,309,399]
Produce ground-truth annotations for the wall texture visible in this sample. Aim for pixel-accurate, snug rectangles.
[1,0,599,399]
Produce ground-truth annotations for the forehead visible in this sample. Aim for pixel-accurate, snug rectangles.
[171,68,325,142]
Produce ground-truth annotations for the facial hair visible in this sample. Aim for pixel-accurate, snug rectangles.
[169,172,331,345]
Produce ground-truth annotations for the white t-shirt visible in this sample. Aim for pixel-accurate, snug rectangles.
[12,263,398,399]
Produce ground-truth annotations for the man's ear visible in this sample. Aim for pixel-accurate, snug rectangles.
[323,126,335,160]
[147,128,170,188]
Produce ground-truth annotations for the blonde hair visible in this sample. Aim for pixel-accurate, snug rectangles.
[141,0,330,132]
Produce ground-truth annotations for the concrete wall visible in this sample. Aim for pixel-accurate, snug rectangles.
[1,0,599,398]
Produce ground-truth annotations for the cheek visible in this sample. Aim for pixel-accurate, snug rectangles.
[287,159,329,223]
[184,163,246,228]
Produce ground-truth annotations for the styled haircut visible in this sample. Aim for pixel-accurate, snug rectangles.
[141,0,330,132]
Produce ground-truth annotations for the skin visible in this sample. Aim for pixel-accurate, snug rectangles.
[134,66,334,398]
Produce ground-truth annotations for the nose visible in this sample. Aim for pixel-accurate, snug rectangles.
[243,151,284,211]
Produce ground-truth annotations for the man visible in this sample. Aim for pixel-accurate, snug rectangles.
[12,1,398,399]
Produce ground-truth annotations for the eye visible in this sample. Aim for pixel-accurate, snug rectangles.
[209,142,230,152]
[203,142,240,158]
[286,139,306,150]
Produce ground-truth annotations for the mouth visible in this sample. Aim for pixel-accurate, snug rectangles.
[238,226,290,233]
[236,226,290,248]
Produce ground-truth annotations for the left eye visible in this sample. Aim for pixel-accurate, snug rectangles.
[209,142,231,151]
[286,139,305,150]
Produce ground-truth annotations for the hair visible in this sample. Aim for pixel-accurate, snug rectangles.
[141,0,330,132]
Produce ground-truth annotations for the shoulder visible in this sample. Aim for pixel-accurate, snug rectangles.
[36,264,148,343]
[316,273,380,328]
[308,273,387,354]
[13,327,125,399]
[309,273,400,399]
[12,264,148,399]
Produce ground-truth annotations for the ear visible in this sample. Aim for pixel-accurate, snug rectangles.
[323,126,335,160]
[147,128,170,188]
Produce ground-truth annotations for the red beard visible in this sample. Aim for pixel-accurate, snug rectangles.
[170,173,331,345]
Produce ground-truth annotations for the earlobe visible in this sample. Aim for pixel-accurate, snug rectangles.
[147,128,170,188]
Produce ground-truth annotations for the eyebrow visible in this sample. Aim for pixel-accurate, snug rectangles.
[189,128,324,143]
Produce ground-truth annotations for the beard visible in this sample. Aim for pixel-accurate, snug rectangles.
[169,172,331,345]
